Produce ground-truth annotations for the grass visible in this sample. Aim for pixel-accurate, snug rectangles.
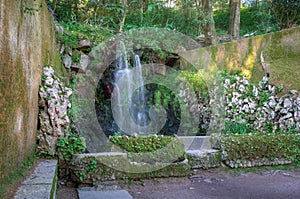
[0,153,38,199]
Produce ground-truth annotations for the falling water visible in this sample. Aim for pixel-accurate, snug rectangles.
[112,43,148,135]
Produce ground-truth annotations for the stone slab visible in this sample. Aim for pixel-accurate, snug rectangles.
[73,152,127,158]
[178,136,211,150]
[14,160,58,199]
[78,189,133,199]
[14,185,53,199]
[186,149,221,169]
[22,160,58,185]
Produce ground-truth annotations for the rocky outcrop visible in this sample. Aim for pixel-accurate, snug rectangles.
[37,67,72,155]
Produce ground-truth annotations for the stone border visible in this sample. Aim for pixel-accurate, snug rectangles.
[14,160,58,199]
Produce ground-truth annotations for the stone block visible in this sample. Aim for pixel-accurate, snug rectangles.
[186,149,221,169]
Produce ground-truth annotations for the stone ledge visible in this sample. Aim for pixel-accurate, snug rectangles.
[14,160,58,199]
[186,149,221,169]
[225,158,292,168]
[70,153,190,184]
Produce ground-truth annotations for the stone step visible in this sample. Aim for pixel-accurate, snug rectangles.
[78,190,133,199]
[14,160,58,199]
[178,136,212,150]
[78,184,133,199]
[186,149,221,169]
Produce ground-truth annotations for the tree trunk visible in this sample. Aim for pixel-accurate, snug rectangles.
[202,0,217,45]
[228,0,241,37]
[119,0,127,33]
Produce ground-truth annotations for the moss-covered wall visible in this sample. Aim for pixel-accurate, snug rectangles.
[0,0,62,181]
[181,27,300,91]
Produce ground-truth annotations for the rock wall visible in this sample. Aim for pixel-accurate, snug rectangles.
[209,74,300,133]
[180,27,300,92]
[37,67,72,155]
[0,0,62,181]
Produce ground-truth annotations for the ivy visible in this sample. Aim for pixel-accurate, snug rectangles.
[56,132,86,161]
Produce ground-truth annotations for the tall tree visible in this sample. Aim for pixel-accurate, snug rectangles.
[202,0,217,45]
[228,0,241,37]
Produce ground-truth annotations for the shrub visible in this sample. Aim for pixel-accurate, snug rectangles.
[219,133,300,162]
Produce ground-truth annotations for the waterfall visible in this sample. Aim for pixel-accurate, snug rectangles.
[112,43,148,135]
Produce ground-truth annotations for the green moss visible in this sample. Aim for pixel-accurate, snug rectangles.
[211,46,217,63]
[109,135,185,164]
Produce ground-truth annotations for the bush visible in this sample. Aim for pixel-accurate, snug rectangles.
[219,133,300,162]
[109,135,185,164]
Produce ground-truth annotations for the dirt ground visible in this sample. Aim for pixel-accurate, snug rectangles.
[57,167,300,199]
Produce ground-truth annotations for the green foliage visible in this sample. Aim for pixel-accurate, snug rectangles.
[75,171,87,182]
[223,121,252,135]
[41,74,47,82]
[48,0,299,41]
[56,21,112,48]
[180,71,210,100]
[48,0,209,38]
[110,135,177,153]
[56,132,86,161]
[220,133,300,162]
[37,148,55,158]
[270,0,300,29]
[258,91,270,106]
[214,6,281,36]
[86,159,97,174]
